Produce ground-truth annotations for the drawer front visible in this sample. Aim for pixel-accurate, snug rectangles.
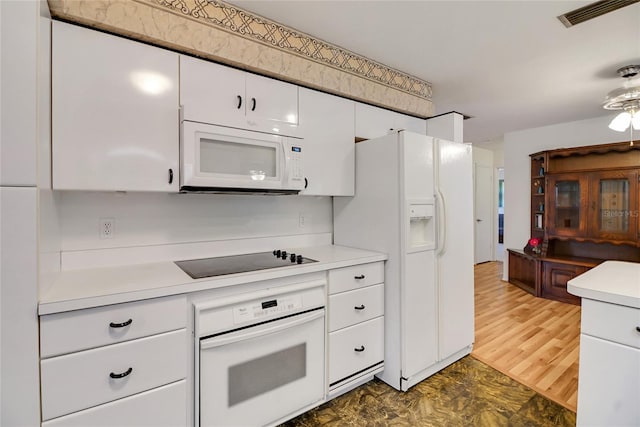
[329,316,384,384]
[41,329,187,421]
[42,380,187,427]
[329,283,384,332]
[40,295,187,357]
[582,299,640,349]
[329,262,384,294]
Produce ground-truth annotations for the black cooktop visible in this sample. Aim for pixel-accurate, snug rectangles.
[175,250,318,279]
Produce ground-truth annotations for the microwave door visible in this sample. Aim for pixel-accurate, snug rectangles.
[181,122,287,191]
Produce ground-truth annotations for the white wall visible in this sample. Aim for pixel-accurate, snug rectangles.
[56,192,332,262]
[503,113,632,279]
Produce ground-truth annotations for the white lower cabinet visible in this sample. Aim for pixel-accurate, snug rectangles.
[39,296,188,425]
[42,381,187,427]
[327,262,384,393]
[577,299,640,426]
[329,317,384,384]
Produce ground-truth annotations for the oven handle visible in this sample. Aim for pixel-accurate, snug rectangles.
[200,309,324,350]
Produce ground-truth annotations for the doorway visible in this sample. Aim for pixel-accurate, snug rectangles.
[474,164,493,263]
[497,168,504,262]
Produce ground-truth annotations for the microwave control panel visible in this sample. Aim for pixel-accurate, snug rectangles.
[290,146,303,180]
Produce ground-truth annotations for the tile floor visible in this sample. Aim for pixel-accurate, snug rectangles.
[281,356,576,426]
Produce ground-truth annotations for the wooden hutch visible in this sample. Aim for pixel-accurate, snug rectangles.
[508,141,640,305]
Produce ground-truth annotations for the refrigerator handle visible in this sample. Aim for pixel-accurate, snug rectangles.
[436,188,447,256]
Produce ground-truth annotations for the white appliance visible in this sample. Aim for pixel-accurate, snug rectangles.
[180,121,305,194]
[334,131,474,391]
[194,279,326,427]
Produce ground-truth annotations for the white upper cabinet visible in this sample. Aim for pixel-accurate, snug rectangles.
[180,55,299,136]
[298,88,355,196]
[52,21,179,192]
[355,102,426,140]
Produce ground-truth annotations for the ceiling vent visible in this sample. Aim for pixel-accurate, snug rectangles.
[558,0,639,28]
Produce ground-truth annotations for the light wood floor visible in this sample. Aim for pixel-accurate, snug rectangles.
[471,262,581,412]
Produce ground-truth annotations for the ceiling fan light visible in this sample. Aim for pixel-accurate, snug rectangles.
[608,112,631,132]
[632,110,640,130]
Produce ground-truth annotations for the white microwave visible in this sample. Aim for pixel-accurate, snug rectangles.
[180,121,305,194]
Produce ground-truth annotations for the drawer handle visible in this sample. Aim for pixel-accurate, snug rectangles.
[354,345,365,352]
[109,367,133,379]
[109,319,133,328]
[636,326,640,333]
[354,275,365,280]
[354,304,366,310]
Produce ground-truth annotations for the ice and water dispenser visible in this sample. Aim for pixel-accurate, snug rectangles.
[408,203,435,250]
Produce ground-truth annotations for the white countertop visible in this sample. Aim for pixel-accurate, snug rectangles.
[567,261,640,308]
[39,245,387,315]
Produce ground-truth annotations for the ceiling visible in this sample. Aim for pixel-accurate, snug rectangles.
[231,0,640,144]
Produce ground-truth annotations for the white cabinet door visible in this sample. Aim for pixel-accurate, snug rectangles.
[355,103,425,140]
[245,73,299,133]
[397,113,426,135]
[180,55,299,136]
[52,21,179,192]
[42,381,187,427]
[179,55,245,127]
[298,88,354,195]
[0,187,40,426]
[577,334,640,426]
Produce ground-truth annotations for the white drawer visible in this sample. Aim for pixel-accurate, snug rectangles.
[329,262,384,294]
[40,295,187,357]
[329,283,384,332]
[41,329,187,421]
[582,299,640,349]
[42,380,187,427]
[329,316,384,385]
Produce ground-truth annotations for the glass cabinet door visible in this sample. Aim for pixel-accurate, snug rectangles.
[588,171,638,242]
[547,174,588,237]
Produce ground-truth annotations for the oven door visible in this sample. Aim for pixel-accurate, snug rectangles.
[181,121,288,191]
[198,309,325,427]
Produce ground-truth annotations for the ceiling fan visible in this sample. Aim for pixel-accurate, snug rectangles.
[603,65,640,133]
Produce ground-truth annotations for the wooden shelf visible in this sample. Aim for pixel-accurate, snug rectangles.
[524,142,640,305]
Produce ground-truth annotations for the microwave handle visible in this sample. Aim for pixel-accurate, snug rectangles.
[282,142,290,182]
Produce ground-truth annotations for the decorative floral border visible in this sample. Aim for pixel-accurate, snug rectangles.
[148,0,432,100]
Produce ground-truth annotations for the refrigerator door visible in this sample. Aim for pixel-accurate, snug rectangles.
[399,133,437,381]
[435,139,474,360]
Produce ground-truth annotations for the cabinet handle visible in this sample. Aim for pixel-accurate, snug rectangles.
[304,177,308,189]
[109,367,133,379]
[354,345,365,352]
[354,275,365,280]
[168,168,173,184]
[636,326,640,333]
[237,95,242,109]
[251,97,256,111]
[109,318,133,328]
[354,304,365,310]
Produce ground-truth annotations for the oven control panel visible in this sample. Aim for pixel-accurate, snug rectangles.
[233,295,303,324]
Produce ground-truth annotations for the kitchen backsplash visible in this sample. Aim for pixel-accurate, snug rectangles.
[58,191,332,253]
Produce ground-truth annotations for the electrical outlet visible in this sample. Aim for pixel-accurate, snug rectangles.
[298,213,306,228]
[100,218,115,239]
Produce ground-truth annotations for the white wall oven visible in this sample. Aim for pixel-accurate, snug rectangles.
[181,122,305,194]
[194,280,325,427]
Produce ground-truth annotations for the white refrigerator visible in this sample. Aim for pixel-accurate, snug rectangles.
[334,131,474,391]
